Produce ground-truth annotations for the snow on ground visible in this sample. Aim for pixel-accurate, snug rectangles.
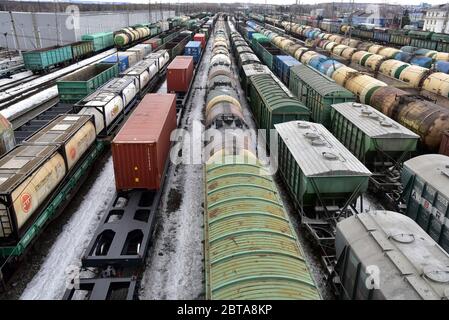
[1,86,58,119]
[0,70,33,86]
[0,48,117,100]
[138,35,214,300]
[20,157,116,300]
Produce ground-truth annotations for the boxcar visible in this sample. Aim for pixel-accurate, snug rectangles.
[57,63,119,103]
[409,31,437,50]
[81,32,114,52]
[240,63,271,97]
[431,33,449,52]
[330,102,419,166]
[204,151,320,300]
[275,121,371,211]
[336,210,449,300]
[22,45,73,72]
[289,64,354,127]
[373,29,390,43]
[249,73,310,144]
[401,154,449,252]
[71,41,94,61]
[272,55,300,87]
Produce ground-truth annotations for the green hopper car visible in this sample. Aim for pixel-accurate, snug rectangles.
[289,64,355,127]
[204,152,320,300]
[71,41,94,61]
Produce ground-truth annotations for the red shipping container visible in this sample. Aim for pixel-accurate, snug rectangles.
[167,56,194,93]
[194,33,206,49]
[143,38,161,50]
[112,94,177,191]
[439,130,449,157]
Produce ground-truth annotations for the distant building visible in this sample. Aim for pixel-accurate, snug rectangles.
[423,4,449,33]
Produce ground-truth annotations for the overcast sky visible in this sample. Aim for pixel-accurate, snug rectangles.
[57,0,448,6]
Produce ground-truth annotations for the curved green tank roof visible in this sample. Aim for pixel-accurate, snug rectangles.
[204,153,320,300]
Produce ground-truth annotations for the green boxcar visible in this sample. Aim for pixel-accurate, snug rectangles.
[432,33,449,52]
[249,73,310,144]
[22,45,73,72]
[81,32,114,52]
[204,152,320,300]
[330,102,419,166]
[401,154,449,253]
[71,41,94,61]
[289,64,355,127]
[275,121,371,209]
[57,63,119,103]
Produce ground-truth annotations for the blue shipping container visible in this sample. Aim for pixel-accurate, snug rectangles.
[100,54,129,73]
[273,55,300,86]
[184,41,202,63]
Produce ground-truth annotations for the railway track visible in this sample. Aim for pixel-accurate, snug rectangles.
[0,74,39,92]
[0,49,117,110]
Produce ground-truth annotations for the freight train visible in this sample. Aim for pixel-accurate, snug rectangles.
[21,14,214,74]
[229,16,449,300]
[61,16,215,299]
[240,19,449,155]
[0,48,173,289]
[202,16,320,300]
[249,13,449,54]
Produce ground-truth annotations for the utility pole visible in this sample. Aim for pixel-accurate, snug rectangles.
[54,0,61,46]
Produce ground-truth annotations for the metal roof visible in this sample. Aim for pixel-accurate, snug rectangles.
[275,121,372,177]
[242,64,294,97]
[336,211,449,300]
[403,154,449,199]
[205,154,320,300]
[250,74,307,112]
[290,64,354,97]
[331,102,420,139]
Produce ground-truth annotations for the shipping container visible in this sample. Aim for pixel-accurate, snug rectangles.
[97,77,138,109]
[24,115,96,170]
[57,63,119,103]
[0,144,66,244]
[289,64,355,127]
[193,33,207,48]
[118,51,139,67]
[22,45,73,72]
[100,54,129,73]
[143,38,162,50]
[120,59,158,94]
[401,154,449,252]
[272,55,300,87]
[184,41,202,64]
[167,56,194,93]
[112,94,177,191]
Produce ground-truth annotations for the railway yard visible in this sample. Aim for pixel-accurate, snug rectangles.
[0,7,449,302]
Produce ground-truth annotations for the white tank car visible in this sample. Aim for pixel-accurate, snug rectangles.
[146,50,170,72]
[24,115,97,170]
[121,60,158,92]
[0,145,66,238]
[98,77,137,109]
[77,91,124,135]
